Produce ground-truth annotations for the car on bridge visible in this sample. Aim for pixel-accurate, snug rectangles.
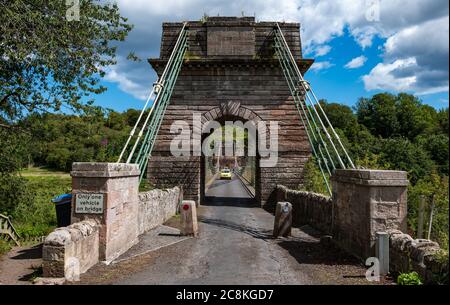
[220,168,232,180]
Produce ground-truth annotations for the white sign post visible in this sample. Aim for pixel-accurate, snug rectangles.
[75,193,104,214]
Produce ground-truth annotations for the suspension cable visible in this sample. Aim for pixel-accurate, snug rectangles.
[117,22,188,173]
[275,23,355,169]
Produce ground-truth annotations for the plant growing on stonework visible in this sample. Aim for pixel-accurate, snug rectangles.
[397,272,423,285]
[431,249,449,285]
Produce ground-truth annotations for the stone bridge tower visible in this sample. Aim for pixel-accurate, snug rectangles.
[147,16,314,207]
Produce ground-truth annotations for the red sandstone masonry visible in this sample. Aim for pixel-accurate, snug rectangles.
[147,17,314,207]
[42,162,183,281]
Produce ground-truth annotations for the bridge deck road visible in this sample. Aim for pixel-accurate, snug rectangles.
[85,174,378,285]
[115,174,315,284]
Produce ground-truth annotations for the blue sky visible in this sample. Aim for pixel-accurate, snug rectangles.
[91,0,449,112]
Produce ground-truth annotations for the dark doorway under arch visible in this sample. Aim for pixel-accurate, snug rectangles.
[199,111,261,207]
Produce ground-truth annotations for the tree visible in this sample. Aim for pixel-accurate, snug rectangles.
[356,93,400,138]
[320,100,358,135]
[0,0,133,122]
[437,108,449,135]
[396,94,435,141]
[417,134,449,175]
[379,137,435,184]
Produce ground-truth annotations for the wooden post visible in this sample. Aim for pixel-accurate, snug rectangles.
[427,194,435,240]
[417,195,425,239]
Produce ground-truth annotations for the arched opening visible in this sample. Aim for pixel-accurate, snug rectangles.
[199,102,262,206]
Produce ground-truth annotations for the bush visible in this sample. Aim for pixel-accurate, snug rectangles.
[0,174,33,216]
[408,173,449,249]
[299,158,330,196]
[13,176,71,237]
[432,250,449,285]
[397,272,423,285]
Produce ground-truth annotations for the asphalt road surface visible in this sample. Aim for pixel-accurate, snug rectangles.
[204,174,254,204]
[98,175,379,285]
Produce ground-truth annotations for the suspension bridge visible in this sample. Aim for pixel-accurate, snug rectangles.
[117,17,354,200]
[37,17,425,285]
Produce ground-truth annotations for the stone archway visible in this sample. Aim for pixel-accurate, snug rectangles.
[199,101,263,205]
[147,17,312,207]
[200,101,263,126]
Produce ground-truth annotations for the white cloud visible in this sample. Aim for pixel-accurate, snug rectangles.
[310,61,334,72]
[363,16,449,95]
[104,0,449,100]
[363,58,418,92]
[313,45,332,57]
[345,56,368,69]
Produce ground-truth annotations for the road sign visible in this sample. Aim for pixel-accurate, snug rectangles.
[75,193,104,214]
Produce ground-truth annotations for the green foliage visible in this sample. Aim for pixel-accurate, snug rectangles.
[397,272,423,285]
[408,174,449,249]
[379,138,435,184]
[417,134,449,175]
[318,94,449,249]
[0,239,12,255]
[356,93,400,138]
[0,127,31,173]
[0,175,32,216]
[0,0,133,122]
[19,110,137,171]
[431,249,449,285]
[300,158,330,196]
[355,93,435,141]
[13,176,71,238]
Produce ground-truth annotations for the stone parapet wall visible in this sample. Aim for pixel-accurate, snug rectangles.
[277,185,332,234]
[42,219,99,281]
[43,162,184,282]
[388,229,448,284]
[138,187,182,235]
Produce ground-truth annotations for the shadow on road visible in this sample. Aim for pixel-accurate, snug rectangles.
[208,179,235,189]
[11,244,42,260]
[199,217,273,241]
[277,239,361,266]
[202,196,257,207]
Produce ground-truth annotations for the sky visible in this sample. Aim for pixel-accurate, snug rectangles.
[92,0,449,112]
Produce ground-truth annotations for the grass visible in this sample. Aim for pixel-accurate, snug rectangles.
[20,166,70,178]
[0,239,12,255]
[13,168,72,238]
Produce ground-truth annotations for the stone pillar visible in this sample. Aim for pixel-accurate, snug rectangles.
[180,200,198,237]
[273,202,292,237]
[71,162,140,263]
[331,169,408,260]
